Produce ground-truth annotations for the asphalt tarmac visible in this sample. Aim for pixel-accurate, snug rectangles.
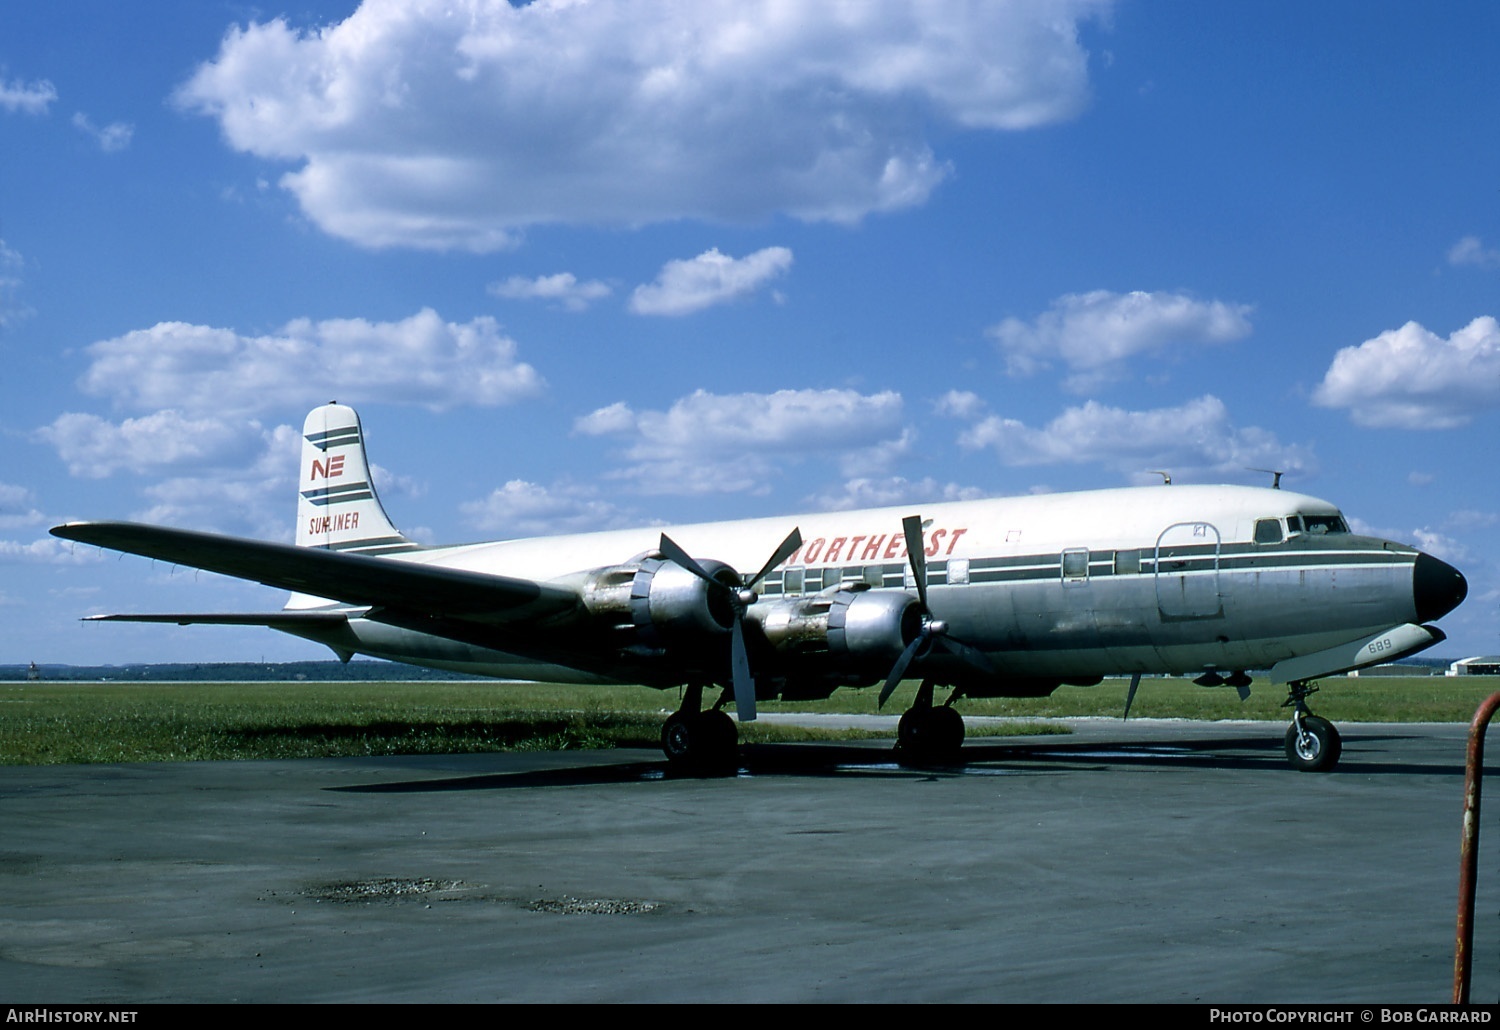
[1,718,1496,1004]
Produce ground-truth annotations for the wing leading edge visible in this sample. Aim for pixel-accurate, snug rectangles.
[50,521,579,624]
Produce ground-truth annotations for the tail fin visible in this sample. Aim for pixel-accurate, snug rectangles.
[296,403,419,556]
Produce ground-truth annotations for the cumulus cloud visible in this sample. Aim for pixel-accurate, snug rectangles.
[35,422,302,540]
[934,390,985,419]
[1312,317,1500,429]
[806,476,987,512]
[1,77,56,115]
[71,112,134,152]
[35,411,273,478]
[958,395,1313,482]
[77,308,544,416]
[1348,518,1470,565]
[0,239,32,329]
[175,0,1109,251]
[987,289,1253,391]
[1448,236,1500,270]
[629,247,793,316]
[489,272,612,311]
[460,479,645,537]
[575,387,906,494]
[0,482,43,530]
[0,537,104,564]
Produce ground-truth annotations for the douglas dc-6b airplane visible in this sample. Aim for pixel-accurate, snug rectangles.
[52,403,1467,772]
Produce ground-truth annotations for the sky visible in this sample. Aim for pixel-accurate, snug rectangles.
[1,0,1496,667]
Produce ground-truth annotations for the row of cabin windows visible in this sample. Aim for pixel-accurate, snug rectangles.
[765,515,1352,597]
[776,559,973,596]
[767,552,1138,597]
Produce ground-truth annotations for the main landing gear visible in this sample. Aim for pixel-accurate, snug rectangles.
[1282,681,1342,773]
[895,680,965,764]
[661,683,740,774]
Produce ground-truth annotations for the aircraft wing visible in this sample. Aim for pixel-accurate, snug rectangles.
[50,521,580,624]
[82,611,353,626]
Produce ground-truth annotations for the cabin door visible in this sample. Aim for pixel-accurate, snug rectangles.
[1154,521,1223,620]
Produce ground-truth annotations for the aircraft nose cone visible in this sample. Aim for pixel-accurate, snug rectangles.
[1413,552,1467,622]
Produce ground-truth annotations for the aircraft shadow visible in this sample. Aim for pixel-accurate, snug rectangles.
[328,730,1474,794]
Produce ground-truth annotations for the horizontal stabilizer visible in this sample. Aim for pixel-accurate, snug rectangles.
[51,521,579,624]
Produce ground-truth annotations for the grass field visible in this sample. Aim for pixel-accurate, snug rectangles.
[1,675,1497,765]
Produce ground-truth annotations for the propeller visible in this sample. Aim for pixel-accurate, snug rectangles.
[1122,671,1143,721]
[876,515,998,709]
[656,527,802,723]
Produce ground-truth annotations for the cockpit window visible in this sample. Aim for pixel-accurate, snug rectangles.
[1253,518,1284,545]
[1290,513,1349,536]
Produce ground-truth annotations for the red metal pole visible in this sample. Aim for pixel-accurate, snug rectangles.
[1454,691,1500,1004]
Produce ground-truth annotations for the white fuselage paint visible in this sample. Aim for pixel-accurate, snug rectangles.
[282,484,1430,691]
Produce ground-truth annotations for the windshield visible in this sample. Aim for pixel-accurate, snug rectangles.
[1288,513,1349,536]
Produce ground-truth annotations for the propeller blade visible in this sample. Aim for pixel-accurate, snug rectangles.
[878,633,925,709]
[936,634,998,678]
[901,515,928,610]
[730,618,756,722]
[745,527,803,590]
[657,533,717,586]
[1122,671,1143,721]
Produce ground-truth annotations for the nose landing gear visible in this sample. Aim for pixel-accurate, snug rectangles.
[1282,681,1342,772]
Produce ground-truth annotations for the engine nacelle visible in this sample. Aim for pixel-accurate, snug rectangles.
[580,555,737,654]
[752,587,921,664]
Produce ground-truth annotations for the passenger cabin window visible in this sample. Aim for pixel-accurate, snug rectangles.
[1115,549,1141,575]
[783,568,804,596]
[1254,518,1284,545]
[948,558,970,586]
[1061,548,1089,583]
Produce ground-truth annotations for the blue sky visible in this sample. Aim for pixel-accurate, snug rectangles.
[2,0,1496,666]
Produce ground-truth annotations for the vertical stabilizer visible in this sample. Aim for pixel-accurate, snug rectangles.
[296,403,419,555]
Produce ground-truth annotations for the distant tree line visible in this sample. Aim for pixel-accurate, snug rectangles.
[0,661,488,682]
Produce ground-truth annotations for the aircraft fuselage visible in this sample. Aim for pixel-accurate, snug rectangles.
[281,484,1461,697]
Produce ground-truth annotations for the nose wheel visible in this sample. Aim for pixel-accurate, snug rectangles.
[1282,682,1342,772]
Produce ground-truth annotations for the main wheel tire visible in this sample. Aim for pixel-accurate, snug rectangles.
[697,709,739,766]
[1284,716,1342,772]
[928,705,965,758]
[661,710,738,774]
[897,709,919,751]
[661,712,695,765]
[896,706,965,764]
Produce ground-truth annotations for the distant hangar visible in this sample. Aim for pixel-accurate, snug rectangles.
[1448,657,1500,677]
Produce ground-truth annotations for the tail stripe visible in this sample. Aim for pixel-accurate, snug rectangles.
[301,482,375,506]
[305,427,362,451]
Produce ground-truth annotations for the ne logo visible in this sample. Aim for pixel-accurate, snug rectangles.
[310,455,345,480]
